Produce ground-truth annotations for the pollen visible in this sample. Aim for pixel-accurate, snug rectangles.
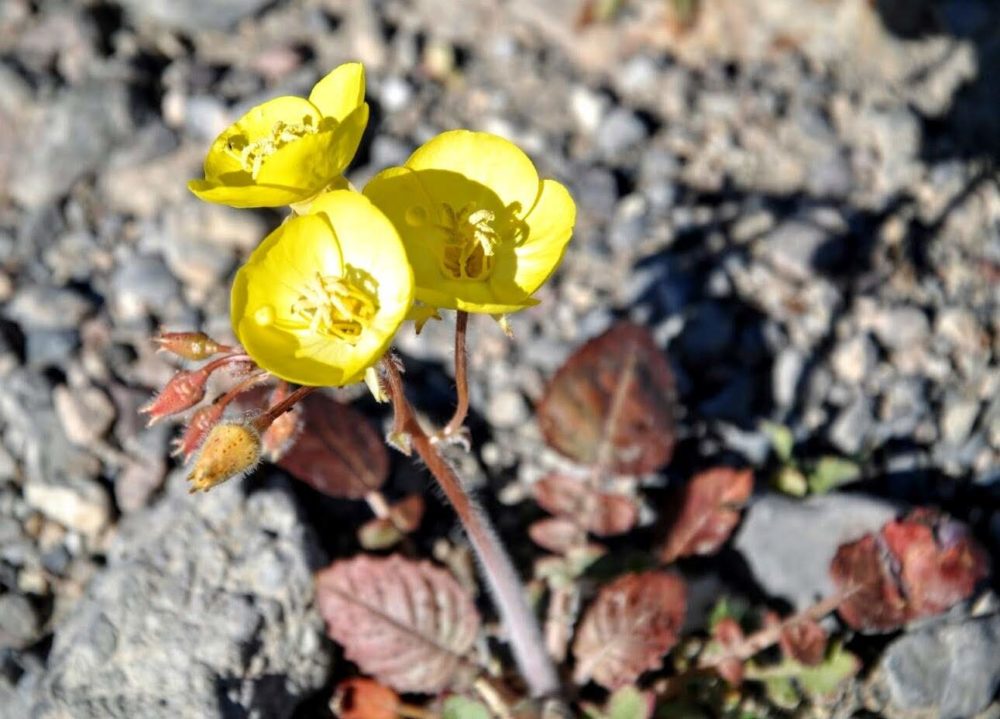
[289,267,379,342]
[227,116,321,180]
[436,203,501,281]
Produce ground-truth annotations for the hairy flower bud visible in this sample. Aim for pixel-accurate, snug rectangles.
[153,331,230,361]
[187,421,261,493]
[141,368,210,425]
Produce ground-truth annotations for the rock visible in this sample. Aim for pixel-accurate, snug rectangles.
[110,254,182,322]
[773,347,805,408]
[486,388,529,429]
[594,107,647,159]
[735,493,899,610]
[117,0,273,33]
[831,333,879,385]
[570,85,606,134]
[53,385,116,446]
[24,330,79,368]
[829,395,873,454]
[874,613,1000,719]
[23,478,111,540]
[0,593,40,650]
[759,219,840,281]
[939,393,980,446]
[5,285,93,331]
[872,306,930,351]
[608,194,648,253]
[19,473,329,718]
[10,81,133,209]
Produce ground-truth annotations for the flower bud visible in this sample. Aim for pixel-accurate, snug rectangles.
[187,421,261,493]
[141,368,210,425]
[153,331,230,361]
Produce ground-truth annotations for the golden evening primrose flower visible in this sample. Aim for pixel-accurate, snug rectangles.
[188,62,369,208]
[363,130,576,314]
[230,190,413,386]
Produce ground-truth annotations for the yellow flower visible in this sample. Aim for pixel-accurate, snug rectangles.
[363,130,576,314]
[188,63,369,208]
[230,190,414,385]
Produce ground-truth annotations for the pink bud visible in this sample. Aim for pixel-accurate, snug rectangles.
[153,331,230,361]
[141,368,209,425]
[172,402,225,461]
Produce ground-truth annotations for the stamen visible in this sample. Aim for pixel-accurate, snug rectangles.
[435,203,502,281]
[229,115,321,180]
[289,269,379,343]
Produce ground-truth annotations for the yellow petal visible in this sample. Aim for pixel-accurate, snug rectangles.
[496,178,576,297]
[405,130,542,215]
[203,96,321,181]
[187,179,310,208]
[232,195,412,387]
[308,62,366,122]
[363,166,449,292]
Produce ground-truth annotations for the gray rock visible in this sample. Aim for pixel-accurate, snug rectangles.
[110,254,182,322]
[24,330,79,368]
[0,593,40,650]
[831,333,878,385]
[5,285,93,331]
[595,107,647,159]
[773,347,805,408]
[23,478,111,539]
[19,473,329,718]
[117,0,273,33]
[11,81,133,209]
[875,614,1000,719]
[735,493,899,609]
[873,306,930,351]
[486,388,529,429]
[829,395,873,455]
[759,219,839,280]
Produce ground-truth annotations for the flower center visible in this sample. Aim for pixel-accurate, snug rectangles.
[227,116,320,180]
[435,203,501,281]
[288,269,378,343]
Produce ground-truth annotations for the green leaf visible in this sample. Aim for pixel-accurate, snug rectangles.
[807,456,861,495]
[442,696,491,719]
[763,676,800,710]
[762,422,795,463]
[796,643,860,698]
[774,465,808,497]
[606,686,652,719]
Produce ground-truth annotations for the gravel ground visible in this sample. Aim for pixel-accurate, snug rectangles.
[0,0,998,717]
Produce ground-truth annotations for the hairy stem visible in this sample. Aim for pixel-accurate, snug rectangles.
[380,357,560,698]
[443,311,470,437]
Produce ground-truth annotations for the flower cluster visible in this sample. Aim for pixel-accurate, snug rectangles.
[189,62,576,389]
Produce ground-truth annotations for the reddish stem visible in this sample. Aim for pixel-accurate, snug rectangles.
[443,311,470,437]
[380,357,560,698]
[253,385,317,432]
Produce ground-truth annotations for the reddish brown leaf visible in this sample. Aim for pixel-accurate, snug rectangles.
[537,323,676,475]
[572,571,686,689]
[779,619,828,666]
[316,555,480,693]
[529,517,587,554]
[831,534,909,632]
[882,511,990,618]
[278,394,388,499]
[533,474,639,537]
[831,511,990,632]
[330,677,400,719]
[659,468,754,563]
